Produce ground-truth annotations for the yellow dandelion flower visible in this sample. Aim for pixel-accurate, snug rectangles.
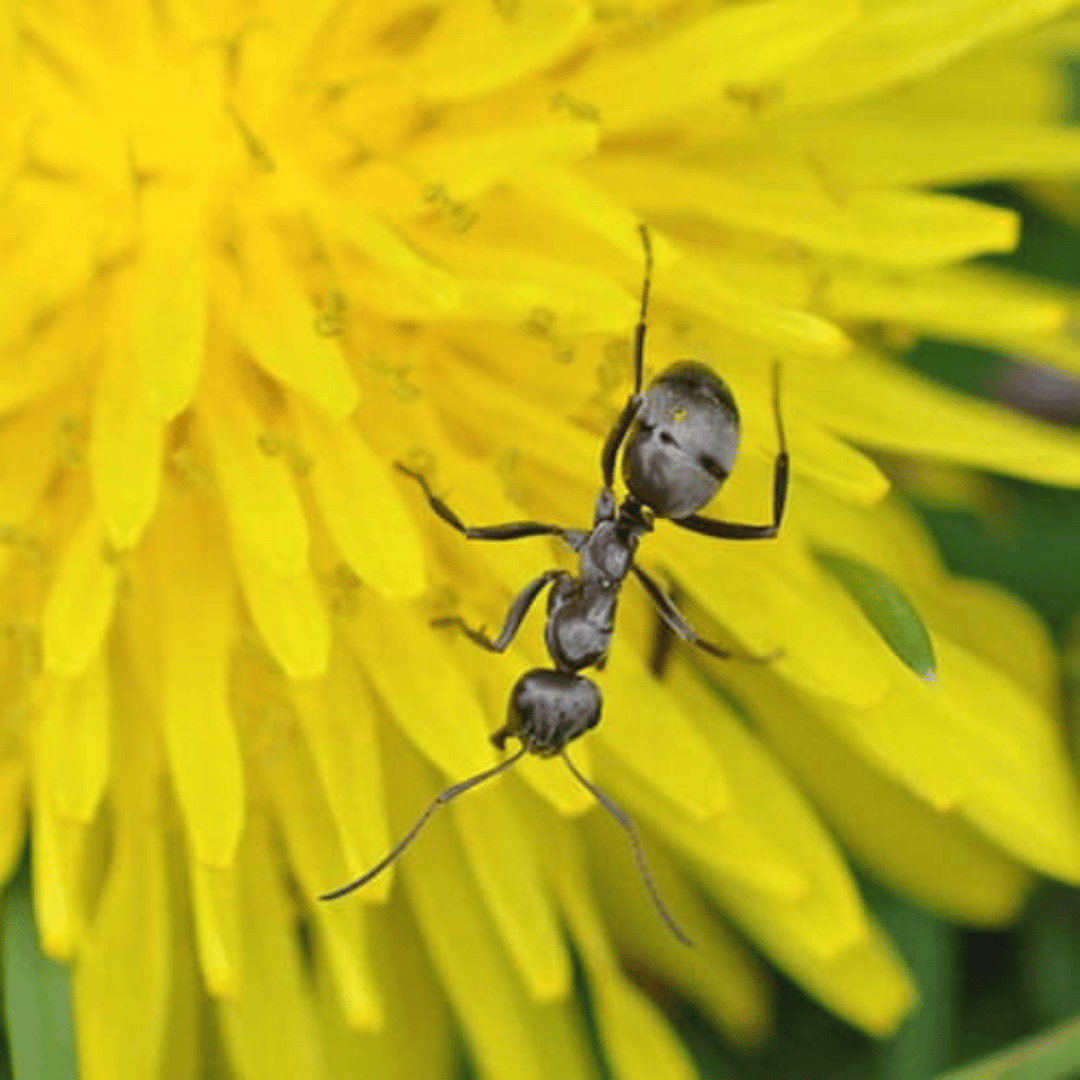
[6,2,1080,1078]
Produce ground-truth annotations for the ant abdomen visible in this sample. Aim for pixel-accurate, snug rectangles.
[622,360,741,519]
[492,668,602,757]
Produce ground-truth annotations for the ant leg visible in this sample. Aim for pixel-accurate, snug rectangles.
[600,224,653,487]
[396,463,568,541]
[632,565,780,664]
[672,363,788,542]
[648,577,683,679]
[432,570,568,653]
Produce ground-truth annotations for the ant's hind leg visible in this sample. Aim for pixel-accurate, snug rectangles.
[632,564,780,664]
[433,570,568,654]
[396,463,568,541]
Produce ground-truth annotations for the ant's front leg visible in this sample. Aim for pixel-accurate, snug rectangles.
[396,463,569,542]
[599,224,654,489]
[433,570,570,654]
[632,565,780,664]
[673,363,788,542]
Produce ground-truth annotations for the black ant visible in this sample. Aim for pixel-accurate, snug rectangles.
[321,226,789,946]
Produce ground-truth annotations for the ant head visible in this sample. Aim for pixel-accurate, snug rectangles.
[496,669,602,758]
[622,361,740,519]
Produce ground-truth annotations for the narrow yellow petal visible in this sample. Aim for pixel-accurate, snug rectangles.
[656,522,894,708]
[190,863,242,998]
[797,349,1080,486]
[718,111,1080,189]
[718,884,916,1036]
[595,158,1018,268]
[260,721,382,1029]
[668,254,850,358]
[566,0,857,132]
[351,595,494,778]
[428,237,634,333]
[317,896,457,1080]
[781,0,1078,112]
[224,227,360,419]
[386,732,548,1080]
[454,781,571,1001]
[410,120,597,200]
[42,509,117,677]
[597,646,728,819]
[591,825,771,1048]
[202,378,310,577]
[30,742,92,958]
[218,813,324,1080]
[535,808,698,1080]
[74,824,171,1080]
[599,753,805,899]
[410,0,589,99]
[292,398,425,599]
[89,335,165,548]
[39,659,110,822]
[747,667,1032,925]
[291,648,392,902]
[158,505,244,867]
[132,186,207,419]
[668,663,870,958]
[0,758,27,888]
[233,541,330,679]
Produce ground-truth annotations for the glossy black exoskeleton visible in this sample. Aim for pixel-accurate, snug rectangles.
[321,227,789,946]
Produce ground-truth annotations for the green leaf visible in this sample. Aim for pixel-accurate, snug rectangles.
[937,1018,1080,1080]
[814,551,937,684]
[1,856,78,1080]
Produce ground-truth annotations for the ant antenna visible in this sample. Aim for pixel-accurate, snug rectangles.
[318,747,528,901]
[562,751,694,948]
[633,223,654,396]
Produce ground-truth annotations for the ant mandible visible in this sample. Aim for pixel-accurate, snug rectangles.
[321,226,789,946]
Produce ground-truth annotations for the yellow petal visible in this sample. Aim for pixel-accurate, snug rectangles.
[218,813,324,1080]
[747,666,1032,925]
[409,0,589,99]
[190,863,241,998]
[656,521,894,708]
[158,504,244,867]
[454,781,571,1001]
[596,646,728,819]
[566,0,857,132]
[351,594,494,778]
[260,719,382,1029]
[233,541,330,679]
[780,0,1078,112]
[716,110,1080,189]
[89,331,165,548]
[42,509,117,678]
[74,823,171,1080]
[291,647,392,902]
[131,186,207,419]
[224,226,360,419]
[386,732,548,1080]
[668,662,870,958]
[797,349,1080,486]
[39,659,110,823]
[291,398,425,599]
[591,824,771,1048]
[595,158,1018,268]
[317,895,457,1080]
[0,757,26,888]
[535,807,698,1080]
[202,377,310,577]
